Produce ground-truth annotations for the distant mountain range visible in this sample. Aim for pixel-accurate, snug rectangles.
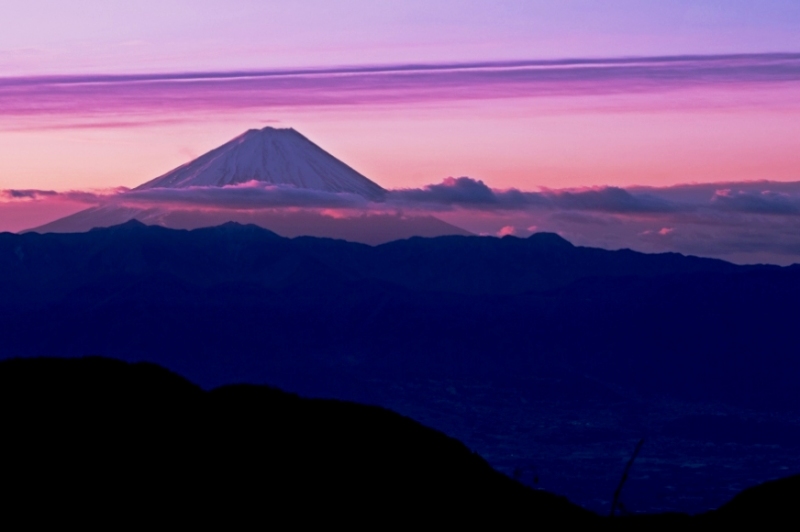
[28,127,470,243]
[29,205,470,245]
[2,221,797,406]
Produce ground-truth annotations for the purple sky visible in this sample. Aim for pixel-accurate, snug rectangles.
[4,1,800,75]
[2,1,800,263]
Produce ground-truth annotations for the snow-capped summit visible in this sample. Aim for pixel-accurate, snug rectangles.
[27,126,471,242]
[137,127,386,200]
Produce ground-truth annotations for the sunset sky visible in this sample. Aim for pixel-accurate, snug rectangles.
[2,1,800,263]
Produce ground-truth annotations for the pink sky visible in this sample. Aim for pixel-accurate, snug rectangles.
[2,55,799,192]
[2,2,799,193]
[1,2,800,263]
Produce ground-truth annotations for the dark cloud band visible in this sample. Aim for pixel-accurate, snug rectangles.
[6,179,800,263]
[2,54,799,126]
[5,178,800,216]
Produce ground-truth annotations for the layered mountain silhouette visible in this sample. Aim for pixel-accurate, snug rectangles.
[30,205,469,244]
[28,127,470,243]
[2,221,797,406]
[2,223,799,513]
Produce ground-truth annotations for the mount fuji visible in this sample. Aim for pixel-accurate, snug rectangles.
[28,127,469,243]
[137,127,387,200]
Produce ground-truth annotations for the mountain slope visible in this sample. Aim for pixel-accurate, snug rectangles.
[2,356,798,526]
[27,205,471,244]
[0,356,592,526]
[26,127,473,242]
[137,127,386,199]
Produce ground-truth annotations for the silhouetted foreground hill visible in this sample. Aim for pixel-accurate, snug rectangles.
[0,357,590,526]
[1,357,797,528]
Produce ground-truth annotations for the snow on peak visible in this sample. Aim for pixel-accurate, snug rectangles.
[136,127,386,200]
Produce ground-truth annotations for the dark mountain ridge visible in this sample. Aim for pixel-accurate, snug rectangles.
[1,222,797,407]
[26,127,473,243]
[1,220,760,308]
[0,356,590,526]
[1,356,796,527]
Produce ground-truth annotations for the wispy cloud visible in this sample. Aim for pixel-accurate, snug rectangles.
[1,183,366,210]
[122,182,370,210]
[2,54,799,129]
[1,187,124,203]
[6,178,800,216]
[389,177,679,213]
[6,178,800,263]
[710,189,800,215]
[1,189,58,200]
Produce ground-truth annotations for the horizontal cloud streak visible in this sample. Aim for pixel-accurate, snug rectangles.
[6,178,800,216]
[389,177,680,213]
[1,189,58,200]
[2,54,799,128]
[1,188,124,203]
[7,178,800,264]
[711,189,800,215]
[121,182,370,210]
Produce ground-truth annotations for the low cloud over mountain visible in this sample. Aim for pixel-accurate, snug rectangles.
[5,177,800,264]
[3,126,799,264]
[389,177,677,213]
